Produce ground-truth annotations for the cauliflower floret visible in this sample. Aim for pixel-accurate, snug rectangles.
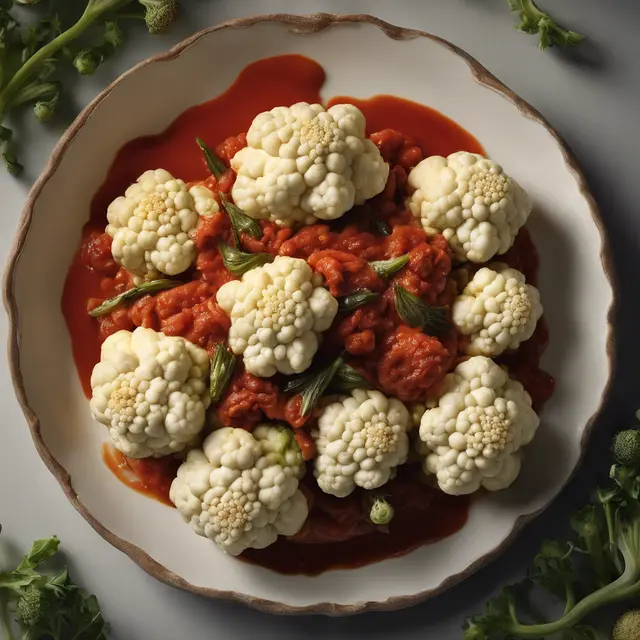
[453,264,542,356]
[313,389,410,497]
[230,102,389,227]
[106,169,218,279]
[216,255,338,377]
[169,425,308,555]
[407,152,532,263]
[419,356,539,496]
[90,327,210,458]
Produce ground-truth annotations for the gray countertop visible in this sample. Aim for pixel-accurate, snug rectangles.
[0,1,637,638]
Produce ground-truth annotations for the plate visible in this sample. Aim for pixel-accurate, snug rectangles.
[4,14,616,614]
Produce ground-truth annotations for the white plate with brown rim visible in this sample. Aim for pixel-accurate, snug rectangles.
[4,13,616,614]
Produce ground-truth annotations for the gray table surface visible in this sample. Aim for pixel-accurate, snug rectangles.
[1,1,637,638]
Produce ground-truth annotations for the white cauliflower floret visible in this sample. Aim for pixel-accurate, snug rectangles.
[106,169,218,279]
[216,255,338,377]
[419,356,539,496]
[231,102,389,227]
[169,425,308,555]
[90,327,210,458]
[453,264,542,356]
[313,389,410,497]
[407,152,532,263]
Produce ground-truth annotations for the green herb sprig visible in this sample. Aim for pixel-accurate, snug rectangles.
[221,193,262,246]
[0,0,178,175]
[0,532,109,639]
[218,242,273,277]
[507,0,584,51]
[285,356,344,417]
[331,363,371,392]
[196,137,226,179]
[465,425,640,640]
[370,216,391,236]
[285,358,371,416]
[338,290,381,313]
[393,284,450,336]
[369,254,409,279]
[209,343,236,404]
[89,279,180,317]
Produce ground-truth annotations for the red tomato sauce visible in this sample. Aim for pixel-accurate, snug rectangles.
[61,54,554,575]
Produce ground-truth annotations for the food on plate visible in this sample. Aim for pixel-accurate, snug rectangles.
[407,151,532,263]
[169,425,308,555]
[62,63,554,574]
[313,389,410,497]
[231,102,389,226]
[89,327,210,458]
[106,169,217,279]
[369,497,395,526]
[419,356,539,495]
[216,255,338,377]
[452,264,542,356]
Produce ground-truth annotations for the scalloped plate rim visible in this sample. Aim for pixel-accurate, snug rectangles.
[2,13,617,616]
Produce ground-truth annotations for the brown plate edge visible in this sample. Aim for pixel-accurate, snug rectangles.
[2,13,618,617]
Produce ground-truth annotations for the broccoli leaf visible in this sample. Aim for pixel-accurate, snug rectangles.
[17,536,60,572]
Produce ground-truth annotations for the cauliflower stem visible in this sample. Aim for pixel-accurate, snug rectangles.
[465,428,640,639]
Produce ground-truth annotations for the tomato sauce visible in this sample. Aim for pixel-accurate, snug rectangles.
[101,444,179,507]
[61,54,554,574]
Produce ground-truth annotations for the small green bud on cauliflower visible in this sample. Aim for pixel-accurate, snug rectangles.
[106,169,218,279]
[452,264,542,356]
[90,327,210,458]
[231,102,389,227]
[407,152,532,263]
[313,389,410,497]
[370,497,394,525]
[216,255,338,377]
[419,356,539,496]
[169,425,308,555]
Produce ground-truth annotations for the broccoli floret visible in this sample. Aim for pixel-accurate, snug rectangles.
[613,609,640,640]
[139,0,178,35]
[613,430,640,467]
[2,152,23,177]
[17,585,47,628]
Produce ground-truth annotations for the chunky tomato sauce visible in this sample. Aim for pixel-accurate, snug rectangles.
[61,54,554,575]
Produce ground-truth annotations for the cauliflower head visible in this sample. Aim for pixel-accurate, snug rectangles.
[419,356,539,496]
[453,264,542,356]
[216,255,338,377]
[90,327,210,458]
[106,169,218,279]
[314,389,410,497]
[230,102,389,227]
[169,425,308,555]
[407,152,532,263]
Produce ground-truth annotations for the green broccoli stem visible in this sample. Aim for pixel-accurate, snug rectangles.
[0,595,14,640]
[584,525,610,587]
[517,0,547,21]
[562,580,576,614]
[0,0,132,119]
[504,536,640,638]
[604,501,625,575]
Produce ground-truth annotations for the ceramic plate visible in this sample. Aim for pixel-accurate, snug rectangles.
[4,14,616,614]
